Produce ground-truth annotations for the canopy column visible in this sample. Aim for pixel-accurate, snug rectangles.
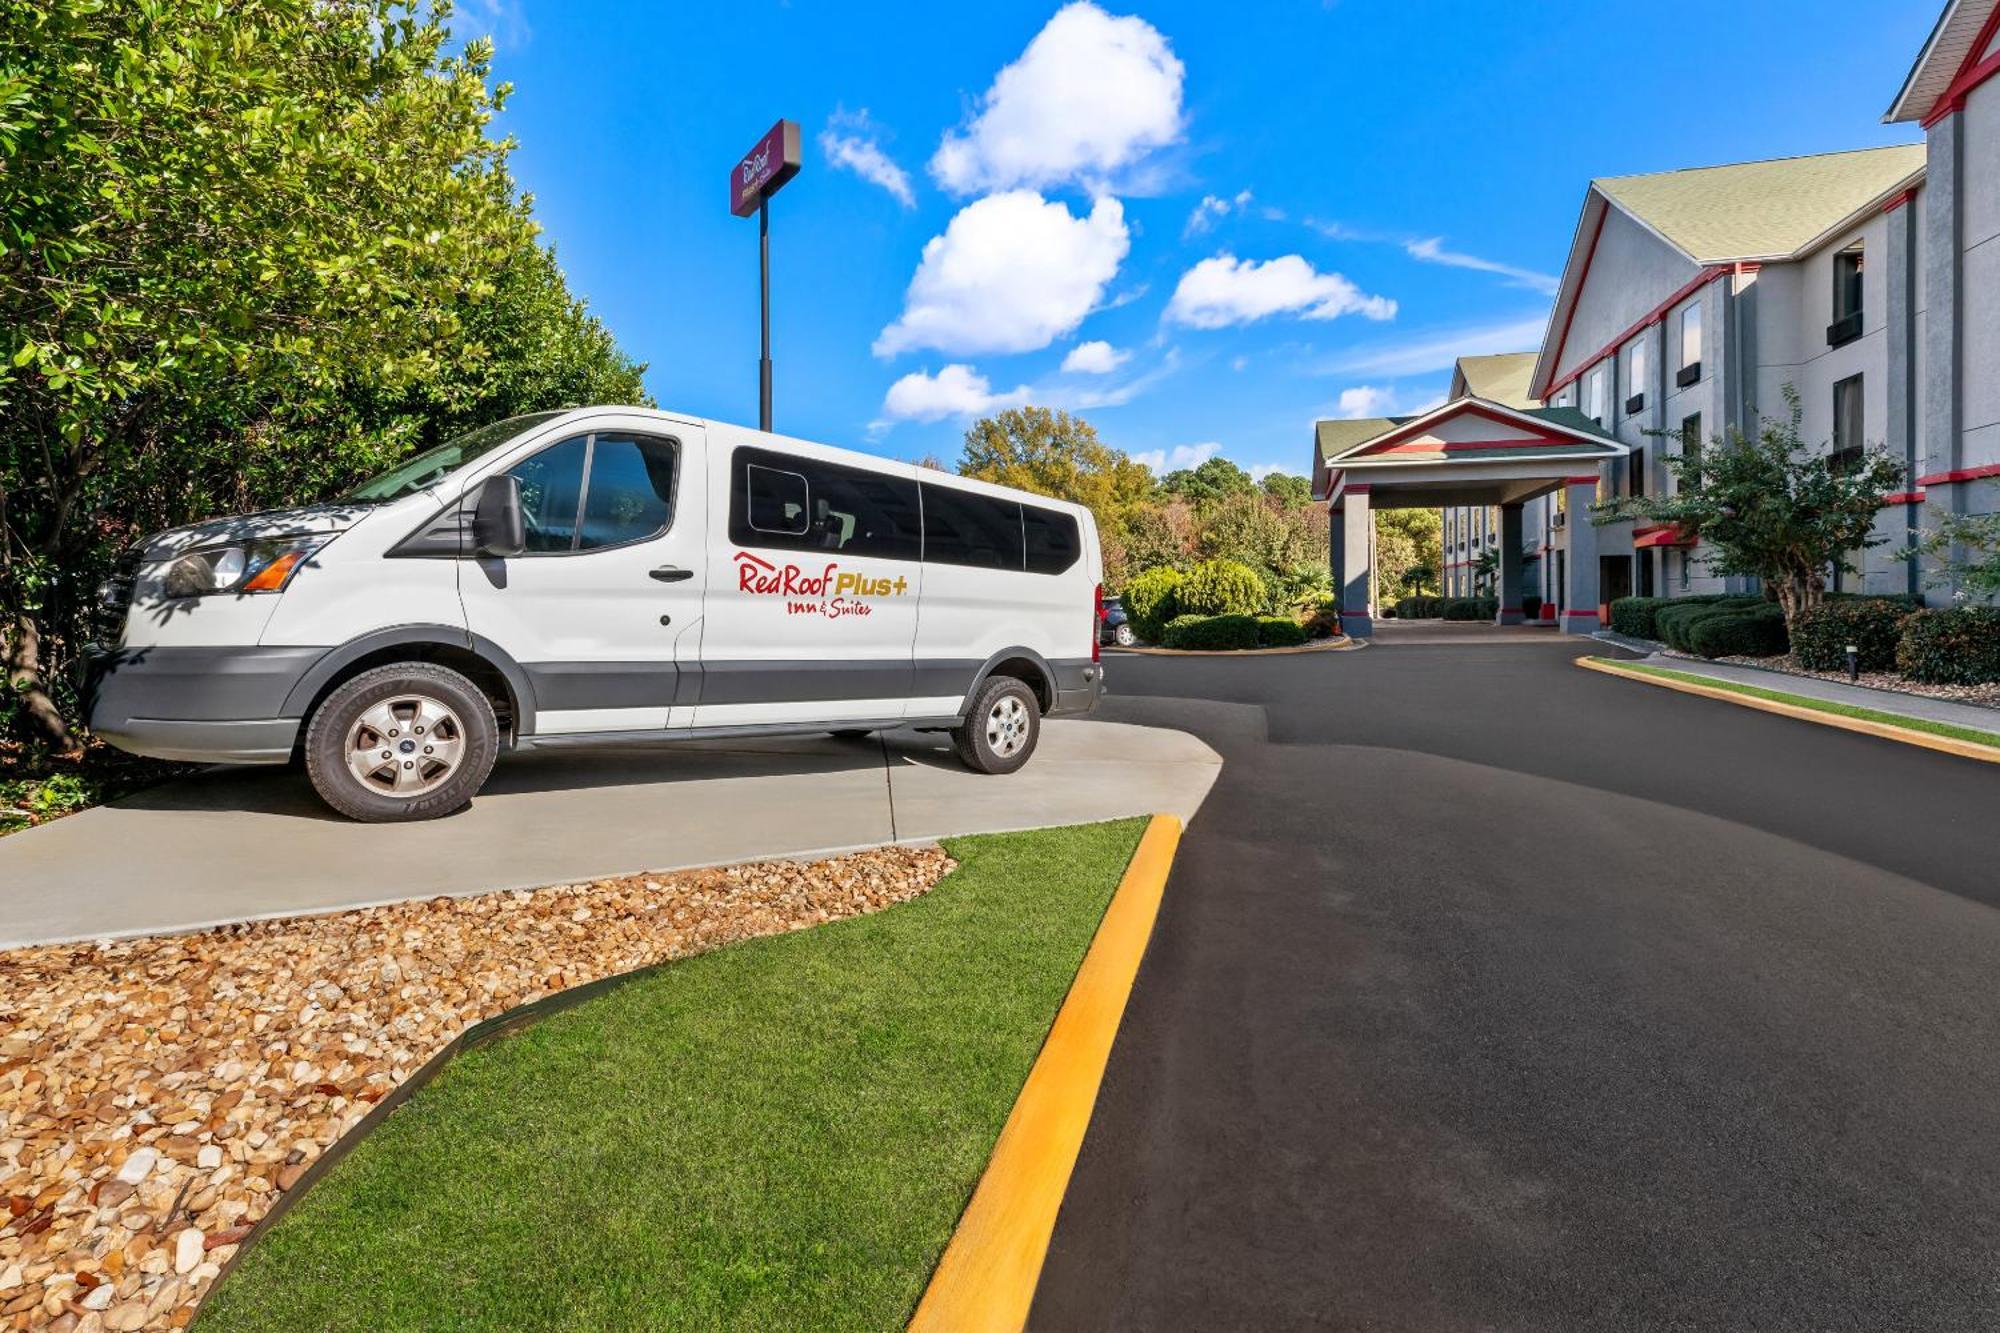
[1339,486,1373,637]
[1561,476,1602,633]
[1496,502,1525,624]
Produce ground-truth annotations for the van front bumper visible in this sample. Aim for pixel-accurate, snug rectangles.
[87,645,323,764]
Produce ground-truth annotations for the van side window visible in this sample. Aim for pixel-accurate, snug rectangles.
[729,446,923,560]
[745,463,809,536]
[1023,504,1080,574]
[922,483,1024,570]
[508,433,678,553]
[510,436,590,552]
[578,435,676,550]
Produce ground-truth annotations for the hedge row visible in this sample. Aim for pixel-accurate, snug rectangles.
[1441,596,1498,621]
[1898,607,2000,684]
[1613,591,2000,681]
[1159,613,1308,651]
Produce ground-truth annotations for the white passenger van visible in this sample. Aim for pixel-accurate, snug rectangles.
[90,407,1104,821]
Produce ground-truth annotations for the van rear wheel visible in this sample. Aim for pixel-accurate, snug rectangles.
[952,677,1040,775]
[304,662,500,823]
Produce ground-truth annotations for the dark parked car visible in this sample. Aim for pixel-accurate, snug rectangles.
[1099,595,1135,647]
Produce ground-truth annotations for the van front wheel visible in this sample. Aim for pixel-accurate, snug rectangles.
[952,677,1040,775]
[304,662,500,823]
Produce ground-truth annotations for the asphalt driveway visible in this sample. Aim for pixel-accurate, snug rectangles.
[1033,632,2000,1331]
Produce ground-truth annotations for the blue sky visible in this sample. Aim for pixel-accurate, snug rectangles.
[462,0,1934,480]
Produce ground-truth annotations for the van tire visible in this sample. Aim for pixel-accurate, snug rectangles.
[304,662,500,823]
[952,676,1040,775]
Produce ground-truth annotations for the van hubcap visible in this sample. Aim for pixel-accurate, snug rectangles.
[986,696,1030,759]
[345,694,465,797]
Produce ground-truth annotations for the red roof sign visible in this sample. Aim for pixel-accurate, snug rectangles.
[732,120,801,218]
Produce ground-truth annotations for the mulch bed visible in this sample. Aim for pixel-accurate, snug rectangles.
[0,845,954,1331]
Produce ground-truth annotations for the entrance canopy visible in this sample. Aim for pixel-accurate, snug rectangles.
[1311,396,1625,508]
[1308,396,1626,635]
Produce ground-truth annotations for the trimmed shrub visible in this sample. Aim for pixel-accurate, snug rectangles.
[1609,595,1673,639]
[1161,613,1261,651]
[1790,598,1915,672]
[1687,604,1789,658]
[1440,597,1484,621]
[1256,616,1308,648]
[1655,597,1766,652]
[1177,559,1266,617]
[1897,607,2000,684]
[1121,567,1184,643]
[1395,595,1443,619]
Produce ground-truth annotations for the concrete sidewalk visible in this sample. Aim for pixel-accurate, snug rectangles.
[0,720,1221,948]
[1633,653,2000,733]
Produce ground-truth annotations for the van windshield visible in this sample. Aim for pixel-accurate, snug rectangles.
[340,412,565,503]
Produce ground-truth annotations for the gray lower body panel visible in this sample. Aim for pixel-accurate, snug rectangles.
[88,645,324,764]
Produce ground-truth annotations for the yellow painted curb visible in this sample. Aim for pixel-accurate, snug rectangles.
[1576,656,2000,765]
[909,813,1183,1333]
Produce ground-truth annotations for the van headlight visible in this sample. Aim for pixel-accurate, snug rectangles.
[161,535,326,599]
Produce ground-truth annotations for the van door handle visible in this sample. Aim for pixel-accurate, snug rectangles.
[649,565,695,583]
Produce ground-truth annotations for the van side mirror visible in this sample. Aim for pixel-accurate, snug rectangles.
[470,475,526,558]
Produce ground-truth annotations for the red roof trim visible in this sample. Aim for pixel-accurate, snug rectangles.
[1540,202,1608,400]
[1923,3,2000,127]
[1915,462,2000,486]
[1882,186,1919,213]
[1545,266,1727,399]
[1880,490,1927,506]
[1564,474,1603,485]
[1359,436,1605,458]
[1633,523,1696,549]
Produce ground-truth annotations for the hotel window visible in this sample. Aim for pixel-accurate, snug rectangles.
[1831,375,1865,473]
[1679,412,1703,487]
[1677,301,1702,386]
[1828,244,1864,347]
[1585,364,1607,425]
[1624,338,1647,415]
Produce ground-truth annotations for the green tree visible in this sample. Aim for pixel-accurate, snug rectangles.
[1161,456,1254,507]
[1607,392,1904,629]
[1258,471,1313,508]
[1904,513,2000,604]
[1374,508,1442,602]
[1,0,645,746]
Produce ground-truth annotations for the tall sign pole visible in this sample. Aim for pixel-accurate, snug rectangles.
[732,120,801,432]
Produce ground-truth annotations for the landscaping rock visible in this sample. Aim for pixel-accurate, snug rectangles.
[0,844,952,1330]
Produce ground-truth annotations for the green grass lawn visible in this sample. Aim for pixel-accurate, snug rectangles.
[195,819,1147,1333]
[1599,658,2000,749]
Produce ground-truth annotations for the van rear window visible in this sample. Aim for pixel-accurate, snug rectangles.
[1023,504,1081,574]
[729,447,922,561]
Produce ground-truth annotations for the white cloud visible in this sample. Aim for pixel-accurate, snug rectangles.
[818,110,915,208]
[877,364,1030,424]
[1129,441,1221,473]
[874,191,1130,358]
[1248,462,1299,482]
[1164,253,1396,329]
[1314,314,1546,379]
[1330,383,1445,419]
[1337,385,1397,416]
[931,2,1185,196]
[1060,340,1130,374]
[1184,189,1253,238]
[1404,237,1558,295]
